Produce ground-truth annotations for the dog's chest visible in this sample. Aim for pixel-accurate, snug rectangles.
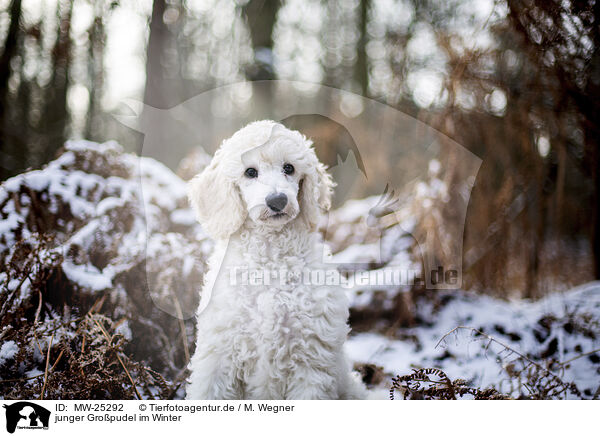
[221,231,337,373]
[228,260,330,366]
[235,267,322,334]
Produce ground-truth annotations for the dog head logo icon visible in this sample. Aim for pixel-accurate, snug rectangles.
[2,402,50,433]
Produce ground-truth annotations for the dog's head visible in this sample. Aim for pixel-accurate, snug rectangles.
[188,120,334,240]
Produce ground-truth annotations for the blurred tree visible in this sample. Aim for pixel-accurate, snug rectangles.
[242,0,280,80]
[0,0,22,179]
[86,7,108,142]
[145,0,184,108]
[355,0,370,96]
[40,0,73,167]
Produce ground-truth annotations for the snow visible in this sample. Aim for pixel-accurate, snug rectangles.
[139,156,189,211]
[25,369,43,381]
[170,208,197,226]
[64,139,122,153]
[0,341,18,366]
[332,242,381,264]
[61,261,113,291]
[115,321,133,341]
[331,196,380,222]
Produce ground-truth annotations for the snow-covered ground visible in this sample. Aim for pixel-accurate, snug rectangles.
[347,282,600,399]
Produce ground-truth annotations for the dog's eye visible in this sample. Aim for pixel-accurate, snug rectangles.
[283,163,295,175]
[245,168,258,178]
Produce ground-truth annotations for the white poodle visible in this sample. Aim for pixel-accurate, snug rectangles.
[185,120,368,400]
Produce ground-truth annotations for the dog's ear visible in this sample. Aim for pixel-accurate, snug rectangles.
[298,142,335,230]
[188,149,246,240]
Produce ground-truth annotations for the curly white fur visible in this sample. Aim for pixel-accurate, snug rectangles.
[186,120,368,400]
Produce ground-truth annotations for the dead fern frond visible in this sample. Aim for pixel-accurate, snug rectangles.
[390,367,509,400]
[435,326,583,399]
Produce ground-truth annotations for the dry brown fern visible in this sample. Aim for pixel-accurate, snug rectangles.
[433,326,585,399]
[389,367,509,400]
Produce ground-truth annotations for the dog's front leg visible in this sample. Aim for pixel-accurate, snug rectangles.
[284,368,338,400]
[244,356,286,400]
[186,352,244,400]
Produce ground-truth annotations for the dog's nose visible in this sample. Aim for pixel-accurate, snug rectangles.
[266,192,288,212]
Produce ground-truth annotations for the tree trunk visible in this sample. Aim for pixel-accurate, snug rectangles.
[144,0,168,108]
[242,0,280,81]
[585,0,600,279]
[86,14,105,141]
[0,0,23,179]
[38,0,73,168]
[355,0,369,96]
